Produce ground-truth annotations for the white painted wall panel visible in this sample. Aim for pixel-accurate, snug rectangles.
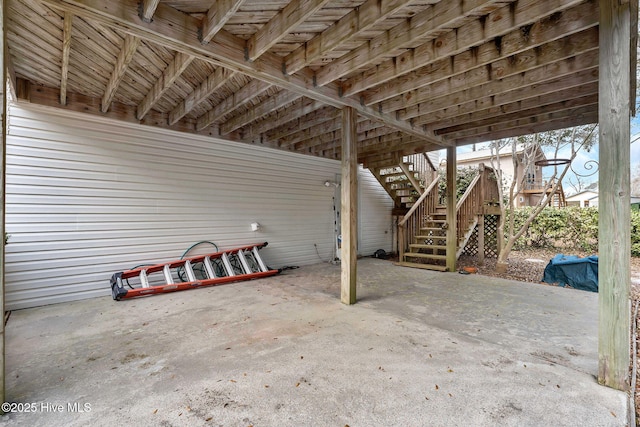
[5,103,392,309]
[358,167,394,256]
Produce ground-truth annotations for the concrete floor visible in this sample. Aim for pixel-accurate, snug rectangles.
[0,258,628,426]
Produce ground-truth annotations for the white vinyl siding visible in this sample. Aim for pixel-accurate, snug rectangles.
[358,167,394,255]
[5,102,392,309]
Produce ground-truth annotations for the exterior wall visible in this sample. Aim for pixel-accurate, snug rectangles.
[566,191,599,207]
[358,167,394,256]
[5,102,392,309]
[458,149,546,207]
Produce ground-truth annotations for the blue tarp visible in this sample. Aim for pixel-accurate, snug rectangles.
[542,254,599,292]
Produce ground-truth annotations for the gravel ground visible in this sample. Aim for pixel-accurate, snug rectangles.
[458,249,640,424]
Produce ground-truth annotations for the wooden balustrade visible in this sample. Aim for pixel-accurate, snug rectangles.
[398,163,499,261]
[398,178,440,261]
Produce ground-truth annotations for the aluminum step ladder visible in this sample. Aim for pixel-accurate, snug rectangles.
[110,242,278,301]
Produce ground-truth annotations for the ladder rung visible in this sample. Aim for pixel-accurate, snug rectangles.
[139,269,149,288]
[252,246,268,272]
[203,256,216,279]
[221,253,236,277]
[163,264,174,285]
[184,260,196,282]
[111,243,276,301]
[237,250,251,274]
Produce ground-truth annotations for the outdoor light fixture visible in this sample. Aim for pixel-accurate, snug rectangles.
[324,180,339,187]
[251,222,261,232]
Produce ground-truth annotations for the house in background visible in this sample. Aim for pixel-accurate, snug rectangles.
[566,190,599,207]
[456,145,565,207]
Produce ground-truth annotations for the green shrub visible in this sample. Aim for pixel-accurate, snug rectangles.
[506,206,639,256]
[632,209,640,257]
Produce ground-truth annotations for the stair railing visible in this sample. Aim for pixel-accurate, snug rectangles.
[404,153,437,186]
[398,177,440,261]
[455,164,499,252]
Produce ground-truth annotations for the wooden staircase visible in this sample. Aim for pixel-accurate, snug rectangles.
[369,153,437,215]
[397,164,500,272]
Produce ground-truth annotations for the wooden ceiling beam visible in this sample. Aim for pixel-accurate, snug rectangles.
[279,116,342,148]
[283,0,408,75]
[358,138,434,158]
[429,83,598,132]
[365,16,598,108]
[403,55,599,122]
[436,94,598,137]
[42,0,449,147]
[139,0,160,23]
[246,0,331,62]
[245,98,324,136]
[295,131,339,152]
[196,79,272,130]
[137,52,195,120]
[283,117,379,149]
[59,11,73,105]
[265,106,338,142]
[314,0,510,87]
[101,33,140,113]
[305,124,396,152]
[220,90,303,134]
[169,67,236,125]
[200,0,246,44]
[342,0,593,97]
[382,39,598,115]
[448,105,598,140]
[453,112,598,146]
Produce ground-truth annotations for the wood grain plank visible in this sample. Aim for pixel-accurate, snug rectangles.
[341,107,358,305]
[41,0,449,147]
[342,0,591,96]
[220,89,302,134]
[246,0,331,61]
[101,34,140,113]
[169,67,236,125]
[401,54,599,121]
[597,0,631,392]
[245,98,324,136]
[284,0,408,74]
[59,12,73,105]
[196,79,272,130]
[137,52,195,119]
[201,0,247,43]
[314,0,510,86]
[140,0,160,23]
[364,16,598,107]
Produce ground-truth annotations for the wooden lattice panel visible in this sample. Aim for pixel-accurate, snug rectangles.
[461,214,499,258]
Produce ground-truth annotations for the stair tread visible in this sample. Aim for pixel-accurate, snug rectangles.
[409,244,447,250]
[420,227,446,232]
[395,261,448,272]
[404,252,447,260]
[414,235,447,240]
[383,172,415,178]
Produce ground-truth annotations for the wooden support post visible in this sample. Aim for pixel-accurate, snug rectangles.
[597,0,632,391]
[477,214,485,266]
[445,146,456,272]
[341,107,358,304]
[0,0,6,408]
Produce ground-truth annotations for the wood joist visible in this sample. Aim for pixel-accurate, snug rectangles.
[6,0,627,161]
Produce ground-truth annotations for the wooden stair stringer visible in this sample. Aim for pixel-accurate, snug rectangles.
[456,216,479,259]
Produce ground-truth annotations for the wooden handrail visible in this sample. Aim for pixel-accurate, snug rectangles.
[455,173,481,210]
[398,177,440,226]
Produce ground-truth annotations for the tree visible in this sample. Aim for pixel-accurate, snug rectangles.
[488,125,598,272]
